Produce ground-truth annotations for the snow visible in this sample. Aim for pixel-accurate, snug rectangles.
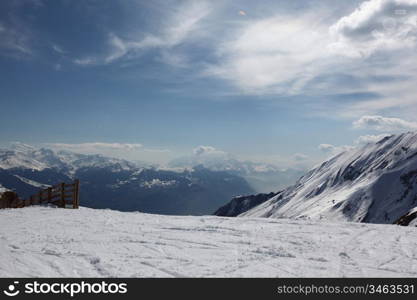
[140,179,177,189]
[13,175,51,189]
[1,206,417,277]
[169,154,281,175]
[0,145,138,174]
[242,132,417,224]
[0,149,48,171]
[168,154,303,192]
[409,217,417,227]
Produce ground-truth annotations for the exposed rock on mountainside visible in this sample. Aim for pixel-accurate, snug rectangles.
[214,192,278,217]
[394,207,417,226]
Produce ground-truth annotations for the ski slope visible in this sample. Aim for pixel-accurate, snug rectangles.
[0,206,417,277]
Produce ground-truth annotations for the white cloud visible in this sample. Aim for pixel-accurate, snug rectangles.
[104,33,130,63]
[143,148,171,153]
[353,115,417,131]
[0,23,32,56]
[40,142,173,165]
[52,44,66,54]
[75,1,212,66]
[205,16,333,94]
[318,143,354,155]
[64,0,417,123]
[17,0,413,122]
[157,51,189,68]
[47,143,143,153]
[193,145,225,156]
[329,0,417,58]
[318,144,336,153]
[293,153,308,161]
[206,0,417,94]
[354,133,392,144]
[200,0,417,120]
[238,10,247,16]
[73,57,97,66]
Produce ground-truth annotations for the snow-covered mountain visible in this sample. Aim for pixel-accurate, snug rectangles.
[0,142,137,173]
[77,164,253,215]
[0,143,253,215]
[170,153,278,174]
[1,206,417,277]
[169,154,304,192]
[230,132,417,224]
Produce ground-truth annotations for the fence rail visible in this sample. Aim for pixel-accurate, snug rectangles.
[0,179,79,209]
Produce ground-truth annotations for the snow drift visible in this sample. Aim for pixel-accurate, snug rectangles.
[1,206,417,277]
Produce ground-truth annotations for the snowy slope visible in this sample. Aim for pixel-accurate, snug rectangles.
[0,206,417,277]
[241,132,417,224]
[0,149,48,171]
[13,175,51,189]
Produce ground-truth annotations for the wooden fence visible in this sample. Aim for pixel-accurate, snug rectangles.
[0,179,79,209]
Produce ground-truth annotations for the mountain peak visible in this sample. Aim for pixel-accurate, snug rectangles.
[237,131,417,224]
[0,143,139,173]
[9,142,37,153]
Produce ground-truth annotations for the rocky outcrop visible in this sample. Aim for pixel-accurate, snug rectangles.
[214,192,279,217]
[394,208,417,226]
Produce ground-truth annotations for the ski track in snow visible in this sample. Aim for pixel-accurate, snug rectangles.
[0,206,417,277]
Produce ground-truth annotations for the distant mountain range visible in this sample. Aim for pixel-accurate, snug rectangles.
[216,132,417,225]
[169,153,304,193]
[0,143,253,215]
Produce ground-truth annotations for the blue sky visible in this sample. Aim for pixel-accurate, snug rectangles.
[1,0,417,167]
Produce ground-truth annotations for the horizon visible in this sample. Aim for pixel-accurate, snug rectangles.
[0,140,306,171]
[2,0,417,169]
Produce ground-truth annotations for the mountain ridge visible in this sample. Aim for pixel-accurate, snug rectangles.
[169,154,304,192]
[0,144,253,215]
[217,132,417,224]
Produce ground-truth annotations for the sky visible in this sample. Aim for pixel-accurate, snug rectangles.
[1,0,417,168]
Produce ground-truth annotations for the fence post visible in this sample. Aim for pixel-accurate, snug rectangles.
[47,187,52,203]
[74,179,80,209]
[60,182,65,208]
[72,181,76,208]
[39,190,43,204]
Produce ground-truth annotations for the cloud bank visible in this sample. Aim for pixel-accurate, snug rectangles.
[46,143,144,152]
[193,145,226,156]
[353,115,417,131]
